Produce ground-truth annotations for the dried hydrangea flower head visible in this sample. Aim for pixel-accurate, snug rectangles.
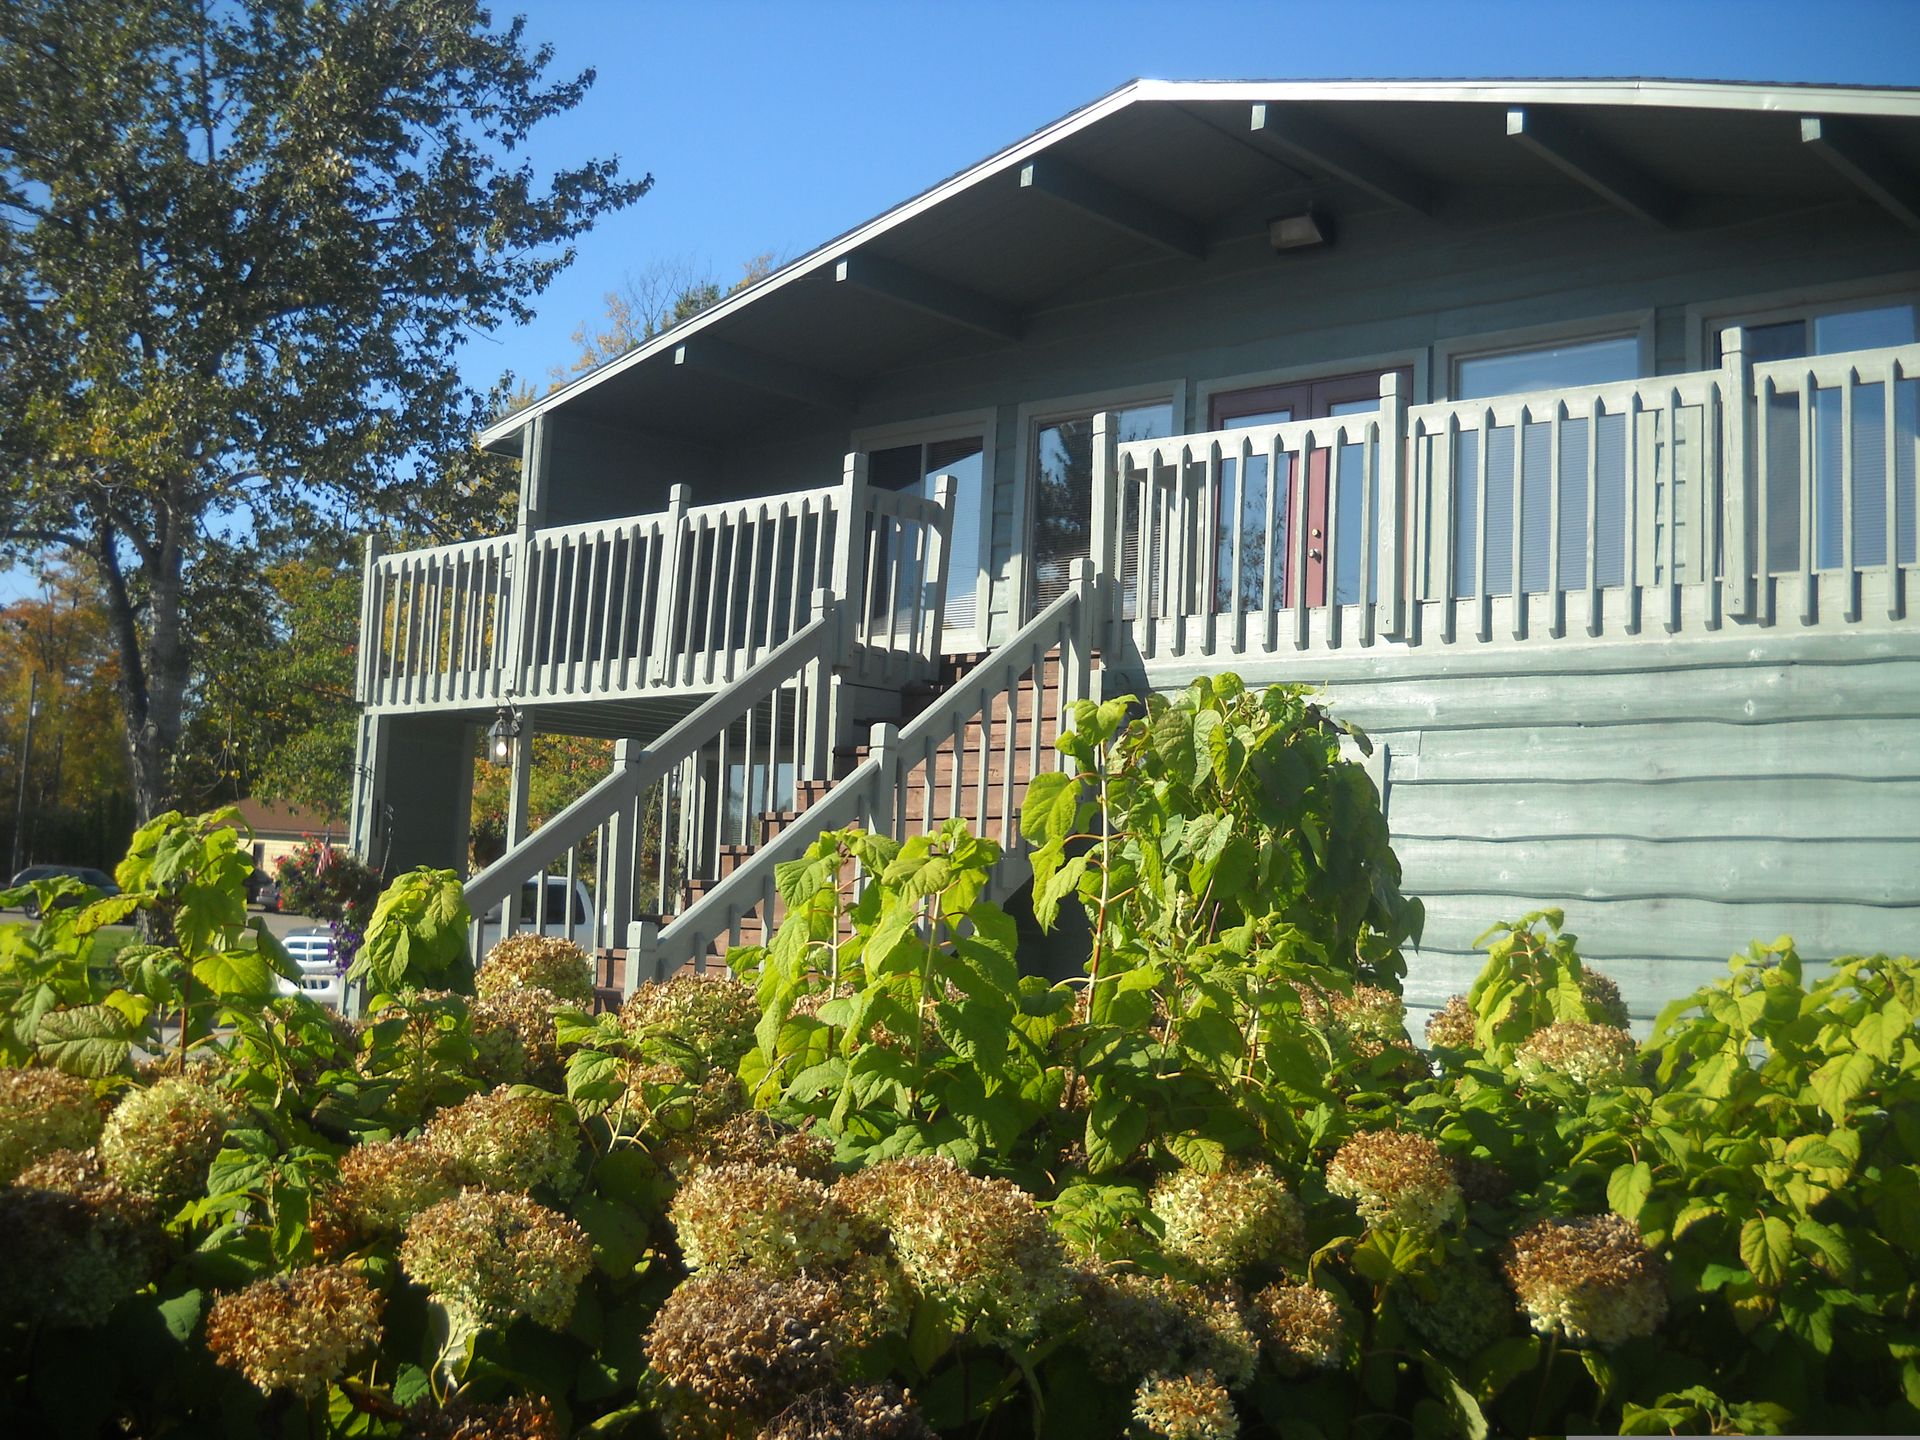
[477,934,594,1005]
[757,1382,934,1440]
[406,1394,563,1440]
[669,1110,836,1183]
[1074,1267,1258,1389]
[642,1067,749,1151]
[1578,967,1631,1028]
[834,1156,1074,1341]
[471,986,563,1087]
[203,1265,382,1398]
[328,1137,463,1238]
[0,1067,103,1182]
[644,1268,844,1432]
[1503,1213,1667,1348]
[1325,1130,1461,1235]
[1515,1022,1639,1089]
[1149,1161,1305,1275]
[400,1189,592,1331]
[99,1074,233,1209]
[423,1086,581,1196]
[1423,995,1477,1051]
[623,975,761,1070]
[829,1251,913,1349]
[1131,1370,1240,1440]
[1401,1259,1515,1359]
[670,1161,862,1275]
[1249,1282,1347,1376]
[0,1150,169,1328]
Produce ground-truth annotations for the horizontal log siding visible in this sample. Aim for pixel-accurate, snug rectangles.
[1162,634,1920,1028]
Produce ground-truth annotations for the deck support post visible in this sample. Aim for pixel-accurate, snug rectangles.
[348,710,390,866]
[503,727,534,850]
[830,452,871,667]
[1720,327,1755,621]
[1377,373,1408,640]
[923,473,955,660]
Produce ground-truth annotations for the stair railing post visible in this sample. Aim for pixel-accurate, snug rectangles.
[806,586,839,782]
[1720,326,1755,621]
[830,452,871,677]
[923,473,954,662]
[1377,372,1409,640]
[1060,560,1095,773]
[625,917,659,994]
[650,483,692,685]
[866,721,901,843]
[603,739,637,958]
[1090,410,1120,660]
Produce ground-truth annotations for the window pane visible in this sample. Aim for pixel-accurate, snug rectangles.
[1456,335,1640,401]
[1814,304,1917,355]
[1033,401,1172,612]
[926,437,984,629]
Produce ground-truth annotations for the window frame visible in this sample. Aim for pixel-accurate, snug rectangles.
[1434,310,1656,403]
[1009,379,1187,630]
[1195,346,1431,420]
[1684,272,1920,369]
[851,408,999,652]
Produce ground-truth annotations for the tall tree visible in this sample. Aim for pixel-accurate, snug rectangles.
[555,251,775,381]
[0,0,649,824]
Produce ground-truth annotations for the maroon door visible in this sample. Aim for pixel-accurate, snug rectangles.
[1209,367,1412,608]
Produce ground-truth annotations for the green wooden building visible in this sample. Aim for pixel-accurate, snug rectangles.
[349,78,1920,1029]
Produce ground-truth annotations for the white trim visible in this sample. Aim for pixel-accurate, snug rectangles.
[1434,309,1657,401]
[1683,271,1920,369]
[852,408,999,652]
[1195,347,1434,414]
[1008,379,1187,632]
[480,78,1920,450]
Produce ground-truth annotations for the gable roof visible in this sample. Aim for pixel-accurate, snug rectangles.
[482,76,1920,452]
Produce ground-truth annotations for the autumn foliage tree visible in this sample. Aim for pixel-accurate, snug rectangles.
[0,0,649,825]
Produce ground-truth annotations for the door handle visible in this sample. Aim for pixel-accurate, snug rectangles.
[1309,548,1324,561]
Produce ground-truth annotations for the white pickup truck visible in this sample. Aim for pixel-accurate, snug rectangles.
[473,875,597,962]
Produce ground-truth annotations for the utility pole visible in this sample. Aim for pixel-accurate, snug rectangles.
[11,671,39,877]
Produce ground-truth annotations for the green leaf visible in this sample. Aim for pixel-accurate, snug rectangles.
[34,1004,135,1077]
[75,894,142,934]
[190,943,277,1000]
[1808,1049,1876,1121]
[1085,1091,1147,1174]
[571,1194,650,1277]
[1792,1218,1853,1280]
[1164,1130,1226,1174]
[1607,1160,1653,1222]
[1466,1335,1540,1402]
[1739,1214,1794,1289]
[1020,771,1085,849]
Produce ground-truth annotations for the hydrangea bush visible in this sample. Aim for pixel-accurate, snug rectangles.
[0,683,1913,1438]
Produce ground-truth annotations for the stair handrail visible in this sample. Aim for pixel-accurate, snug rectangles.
[639,561,1096,982]
[463,596,843,963]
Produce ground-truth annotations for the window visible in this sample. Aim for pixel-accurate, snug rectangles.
[1454,334,1641,401]
[868,432,987,632]
[1029,400,1174,612]
[1446,332,1646,596]
[1722,301,1919,573]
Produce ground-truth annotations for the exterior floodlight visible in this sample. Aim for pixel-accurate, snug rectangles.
[487,702,522,765]
[1269,209,1331,252]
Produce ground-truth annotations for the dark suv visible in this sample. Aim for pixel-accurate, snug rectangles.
[7,865,121,918]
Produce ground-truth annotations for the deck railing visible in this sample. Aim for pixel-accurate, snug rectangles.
[1100,333,1919,666]
[361,458,953,712]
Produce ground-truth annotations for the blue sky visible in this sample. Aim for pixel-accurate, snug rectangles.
[469,0,1920,392]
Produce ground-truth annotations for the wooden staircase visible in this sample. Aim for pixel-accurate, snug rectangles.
[591,648,1072,1001]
